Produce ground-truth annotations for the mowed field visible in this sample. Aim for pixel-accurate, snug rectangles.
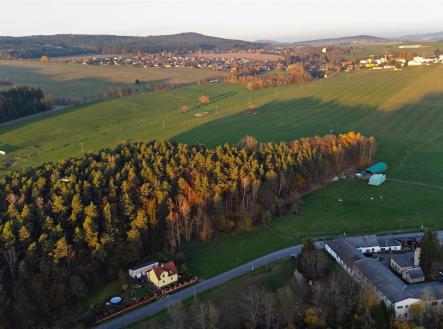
[2,64,443,277]
[0,60,223,99]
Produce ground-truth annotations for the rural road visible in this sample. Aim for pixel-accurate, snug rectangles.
[96,230,442,329]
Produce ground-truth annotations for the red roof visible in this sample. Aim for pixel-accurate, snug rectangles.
[151,261,178,280]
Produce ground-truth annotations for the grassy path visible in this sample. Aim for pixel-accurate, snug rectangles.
[387,178,443,191]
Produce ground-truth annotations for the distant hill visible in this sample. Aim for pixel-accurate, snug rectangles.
[397,31,443,42]
[0,32,259,58]
[293,35,390,45]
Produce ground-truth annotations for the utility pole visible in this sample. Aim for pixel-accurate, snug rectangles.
[80,142,84,154]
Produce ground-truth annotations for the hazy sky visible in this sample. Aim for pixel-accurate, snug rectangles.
[1,0,442,41]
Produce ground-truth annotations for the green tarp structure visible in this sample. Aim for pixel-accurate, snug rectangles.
[365,162,388,174]
[369,174,386,186]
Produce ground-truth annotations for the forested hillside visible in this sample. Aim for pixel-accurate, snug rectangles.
[0,86,49,123]
[0,33,257,58]
[0,132,375,327]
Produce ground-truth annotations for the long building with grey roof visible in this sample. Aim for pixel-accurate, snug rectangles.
[325,235,443,320]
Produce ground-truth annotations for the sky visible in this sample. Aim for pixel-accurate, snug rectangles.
[1,0,442,42]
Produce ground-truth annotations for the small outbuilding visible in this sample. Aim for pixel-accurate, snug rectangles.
[369,174,386,186]
[365,162,388,175]
[403,267,425,284]
[129,260,159,279]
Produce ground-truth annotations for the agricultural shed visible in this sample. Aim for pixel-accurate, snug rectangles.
[365,162,388,175]
[369,174,386,186]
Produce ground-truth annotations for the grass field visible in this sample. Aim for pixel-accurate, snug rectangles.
[2,64,443,279]
[0,60,223,99]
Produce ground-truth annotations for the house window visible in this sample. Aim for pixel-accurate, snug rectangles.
[405,305,409,308]
[405,313,408,318]
[397,306,403,309]
[432,301,438,306]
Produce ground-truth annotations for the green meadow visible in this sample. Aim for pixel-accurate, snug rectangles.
[2,64,443,278]
[0,59,222,99]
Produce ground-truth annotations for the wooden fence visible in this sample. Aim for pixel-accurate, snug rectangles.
[96,277,198,324]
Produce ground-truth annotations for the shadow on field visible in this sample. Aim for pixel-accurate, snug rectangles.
[0,77,177,134]
[171,92,443,148]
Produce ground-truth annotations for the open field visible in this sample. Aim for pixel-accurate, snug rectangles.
[0,60,223,99]
[2,65,443,281]
[189,51,282,60]
[348,41,443,59]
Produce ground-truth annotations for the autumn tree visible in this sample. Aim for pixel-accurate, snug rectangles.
[198,95,210,104]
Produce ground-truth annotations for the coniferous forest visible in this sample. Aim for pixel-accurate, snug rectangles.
[0,86,49,123]
[0,132,376,327]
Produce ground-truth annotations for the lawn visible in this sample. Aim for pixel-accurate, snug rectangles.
[184,178,443,278]
[0,59,223,100]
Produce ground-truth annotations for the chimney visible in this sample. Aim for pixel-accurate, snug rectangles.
[414,247,421,267]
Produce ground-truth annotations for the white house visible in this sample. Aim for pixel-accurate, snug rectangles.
[129,260,159,279]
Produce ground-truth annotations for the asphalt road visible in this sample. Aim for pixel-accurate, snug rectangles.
[95,244,303,329]
[96,230,439,329]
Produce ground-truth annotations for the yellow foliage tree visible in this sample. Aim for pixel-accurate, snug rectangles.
[198,95,210,104]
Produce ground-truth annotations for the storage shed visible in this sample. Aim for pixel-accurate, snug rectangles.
[369,174,386,186]
[365,162,388,175]
[129,260,159,279]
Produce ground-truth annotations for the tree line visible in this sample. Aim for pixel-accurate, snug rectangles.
[226,64,312,90]
[0,86,49,124]
[0,132,376,327]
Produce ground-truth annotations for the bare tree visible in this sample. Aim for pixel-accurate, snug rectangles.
[3,247,17,298]
[167,302,184,329]
[263,292,276,329]
[192,301,207,329]
[241,285,264,329]
[207,302,219,329]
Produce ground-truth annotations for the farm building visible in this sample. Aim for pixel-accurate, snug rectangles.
[356,162,388,179]
[325,234,441,320]
[369,174,386,186]
[365,162,388,175]
[128,260,159,279]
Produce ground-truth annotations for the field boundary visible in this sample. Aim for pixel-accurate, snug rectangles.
[388,178,443,191]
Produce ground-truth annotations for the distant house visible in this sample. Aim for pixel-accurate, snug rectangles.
[148,261,179,288]
[129,260,159,279]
